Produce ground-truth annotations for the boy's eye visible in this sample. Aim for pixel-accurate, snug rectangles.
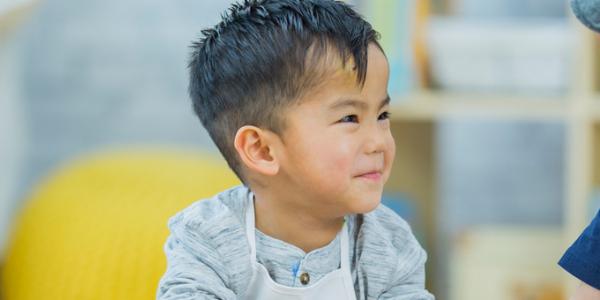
[378,111,390,121]
[339,114,359,123]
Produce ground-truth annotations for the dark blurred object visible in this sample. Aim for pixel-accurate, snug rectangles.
[571,0,600,33]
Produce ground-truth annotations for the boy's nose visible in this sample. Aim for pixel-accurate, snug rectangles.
[364,127,388,155]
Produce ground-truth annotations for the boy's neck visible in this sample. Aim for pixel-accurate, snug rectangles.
[252,191,345,254]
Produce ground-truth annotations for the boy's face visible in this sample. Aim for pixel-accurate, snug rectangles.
[276,43,395,216]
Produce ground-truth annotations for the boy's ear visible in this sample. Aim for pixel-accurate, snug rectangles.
[234,125,280,176]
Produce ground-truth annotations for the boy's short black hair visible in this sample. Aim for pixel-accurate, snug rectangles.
[188,0,381,181]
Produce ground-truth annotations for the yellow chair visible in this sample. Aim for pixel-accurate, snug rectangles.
[1,148,239,300]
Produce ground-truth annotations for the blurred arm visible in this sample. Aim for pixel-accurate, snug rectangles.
[572,282,600,300]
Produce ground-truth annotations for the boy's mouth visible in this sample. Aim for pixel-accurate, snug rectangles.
[355,171,382,181]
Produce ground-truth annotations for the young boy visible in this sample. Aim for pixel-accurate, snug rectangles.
[559,1,600,299]
[157,0,433,299]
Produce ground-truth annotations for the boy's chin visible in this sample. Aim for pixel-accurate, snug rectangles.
[347,194,381,214]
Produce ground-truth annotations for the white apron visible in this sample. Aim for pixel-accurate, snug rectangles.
[241,194,357,300]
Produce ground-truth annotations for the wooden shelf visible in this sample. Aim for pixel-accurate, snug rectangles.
[390,91,568,121]
[589,100,600,121]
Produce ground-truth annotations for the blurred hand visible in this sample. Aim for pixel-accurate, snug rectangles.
[572,282,600,300]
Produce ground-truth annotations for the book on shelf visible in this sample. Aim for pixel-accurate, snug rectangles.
[357,0,430,97]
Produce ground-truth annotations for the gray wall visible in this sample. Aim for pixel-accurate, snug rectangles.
[17,0,238,198]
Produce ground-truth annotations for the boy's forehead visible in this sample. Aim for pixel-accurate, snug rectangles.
[298,45,389,107]
[302,41,384,87]
[305,46,361,86]
[298,65,363,107]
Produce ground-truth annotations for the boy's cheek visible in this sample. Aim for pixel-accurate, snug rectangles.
[385,135,396,167]
[327,148,355,174]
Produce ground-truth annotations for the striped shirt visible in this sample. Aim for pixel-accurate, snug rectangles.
[157,185,434,299]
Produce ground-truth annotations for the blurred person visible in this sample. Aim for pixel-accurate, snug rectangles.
[558,3,600,299]
[156,0,434,299]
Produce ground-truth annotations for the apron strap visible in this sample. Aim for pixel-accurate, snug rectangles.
[339,219,350,271]
[245,191,258,262]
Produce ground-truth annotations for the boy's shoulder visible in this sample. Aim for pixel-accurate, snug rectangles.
[168,185,248,232]
[166,185,250,254]
[165,185,252,294]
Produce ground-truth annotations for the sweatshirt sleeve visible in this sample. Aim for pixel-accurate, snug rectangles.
[362,205,435,300]
[156,233,236,300]
[377,239,435,300]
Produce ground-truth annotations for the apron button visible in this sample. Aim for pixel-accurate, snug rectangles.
[299,272,310,285]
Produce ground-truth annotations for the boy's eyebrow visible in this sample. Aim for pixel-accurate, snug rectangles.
[328,95,391,111]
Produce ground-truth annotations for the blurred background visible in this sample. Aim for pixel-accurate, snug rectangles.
[0,0,597,299]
